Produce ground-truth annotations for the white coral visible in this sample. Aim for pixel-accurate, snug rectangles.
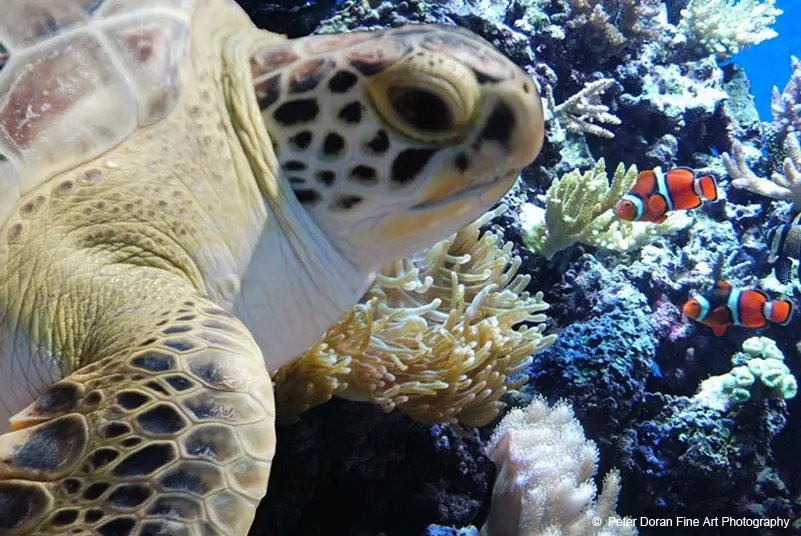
[725,135,801,209]
[678,0,782,60]
[480,397,636,536]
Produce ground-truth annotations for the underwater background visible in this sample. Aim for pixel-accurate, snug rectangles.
[237,1,801,535]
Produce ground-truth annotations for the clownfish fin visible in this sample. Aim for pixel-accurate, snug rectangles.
[711,325,728,336]
[653,214,668,224]
[776,257,793,284]
[647,194,668,218]
[696,175,718,201]
[713,280,732,293]
[636,170,656,183]
[766,299,794,325]
[709,305,733,325]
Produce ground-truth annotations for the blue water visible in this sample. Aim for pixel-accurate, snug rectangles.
[734,0,800,121]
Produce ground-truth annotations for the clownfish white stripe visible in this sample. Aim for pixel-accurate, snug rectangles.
[621,194,644,221]
[654,168,674,212]
[695,295,710,321]
[727,288,742,326]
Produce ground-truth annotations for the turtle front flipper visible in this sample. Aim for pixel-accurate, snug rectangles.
[0,296,275,536]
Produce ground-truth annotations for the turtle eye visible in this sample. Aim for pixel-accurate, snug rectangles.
[387,86,453,133]
[366,52,478,143]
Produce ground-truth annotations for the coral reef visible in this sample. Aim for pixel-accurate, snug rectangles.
[615,392,794,529]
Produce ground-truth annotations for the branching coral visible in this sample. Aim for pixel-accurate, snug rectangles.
[480,397,636,536]
[274,206,556,427]
[521,159,691,260]
[677,0,783,60]
[771,55,801,139]
[724,134,801,209]
[544,79,622,139]
[562,0,669,54]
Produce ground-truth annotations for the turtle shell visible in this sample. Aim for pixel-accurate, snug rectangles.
[0,0,195,227]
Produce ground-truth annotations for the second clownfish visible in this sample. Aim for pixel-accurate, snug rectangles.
[616,167,718,224]
[682,281,793,336]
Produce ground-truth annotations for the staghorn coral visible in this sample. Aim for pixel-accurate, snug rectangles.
[770,55,801,140]
[544,78,622,139]
[480,397,635,536]
[521,159,692,260]
[274,205,556,427]
[677,0,782,60]
[562,0,669,57]
[725,134,801,209]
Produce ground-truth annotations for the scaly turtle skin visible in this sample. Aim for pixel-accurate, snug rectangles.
[0,0,544,534]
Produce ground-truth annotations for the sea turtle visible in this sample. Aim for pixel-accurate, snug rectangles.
[0,0,544,534]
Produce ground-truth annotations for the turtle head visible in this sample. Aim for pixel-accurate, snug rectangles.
[252,24,544,268]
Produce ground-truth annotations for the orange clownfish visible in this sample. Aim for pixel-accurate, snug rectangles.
[616,167,718,224]
[682,281,793,336]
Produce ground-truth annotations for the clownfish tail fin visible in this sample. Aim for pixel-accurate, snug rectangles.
[765,299,794,326]
[696,175,718,202]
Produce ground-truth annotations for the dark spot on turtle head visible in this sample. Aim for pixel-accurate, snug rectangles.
[391,148,438,185]
[107,484,153,509]
[33,383,80,415]
[131,351,175,372]
[294,189,322,206]
[316,170,336,186]
[333,195,363,211]
[479,100,514,148]
[349,59,391,76]
[289,58,335,93]
[366,129,390,154]
[112,443,176,477]
[328,70,358,93]
[290,131,312,150]
[0,482,50,530]
[137,404,186,435]
[283,160,307,171]
[273,99,319,126]
[338,102,363,123]
[323,133,345,157]
[97,517,136,536]
[349,165,377,185]
[117,391,150,410]
[455,153,470,172]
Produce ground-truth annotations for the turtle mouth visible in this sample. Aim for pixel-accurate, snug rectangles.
[410,170,519,211]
